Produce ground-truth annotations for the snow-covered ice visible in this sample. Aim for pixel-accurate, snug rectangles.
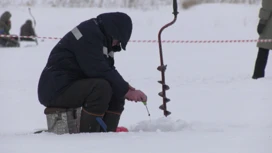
[0,4,271,153]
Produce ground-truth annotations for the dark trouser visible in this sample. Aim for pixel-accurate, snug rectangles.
[252,48,270,79]
[48,78,125,132]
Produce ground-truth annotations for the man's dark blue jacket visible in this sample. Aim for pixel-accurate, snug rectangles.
[38,12,133,106]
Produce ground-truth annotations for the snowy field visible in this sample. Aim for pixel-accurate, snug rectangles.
[0,3,272,153]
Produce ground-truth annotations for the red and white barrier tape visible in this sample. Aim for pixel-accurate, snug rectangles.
[1,34,272,44]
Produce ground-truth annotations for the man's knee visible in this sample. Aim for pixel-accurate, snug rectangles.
[92,79,112,99]
[82,78,112,97]
[93,79,112,90]
[83,79,112,114]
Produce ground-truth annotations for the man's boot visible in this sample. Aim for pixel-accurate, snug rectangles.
[80,108,104,133]
[102,111,121,132]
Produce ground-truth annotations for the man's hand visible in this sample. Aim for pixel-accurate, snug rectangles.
[125,89,147,102]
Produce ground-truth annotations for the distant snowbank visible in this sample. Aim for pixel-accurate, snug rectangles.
[1,0,177,9]
[0,0,259,9]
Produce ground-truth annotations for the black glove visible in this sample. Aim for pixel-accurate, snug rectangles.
[257,19,267,35]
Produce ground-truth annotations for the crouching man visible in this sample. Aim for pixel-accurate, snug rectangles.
[37,12,147,133]
[0,11,20,47]
[20,19,37,42]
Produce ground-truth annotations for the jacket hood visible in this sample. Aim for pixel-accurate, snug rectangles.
[97,12,132,51]
[0,11,11,23]
[25,19,32,26]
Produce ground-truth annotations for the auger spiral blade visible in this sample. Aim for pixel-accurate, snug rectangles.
[159,105,172,116]
[157,65,167,72]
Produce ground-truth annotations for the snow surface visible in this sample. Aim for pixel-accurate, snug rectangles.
[0,4,272,153]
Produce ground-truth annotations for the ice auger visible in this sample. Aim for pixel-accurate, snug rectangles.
[157,0,179,117]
